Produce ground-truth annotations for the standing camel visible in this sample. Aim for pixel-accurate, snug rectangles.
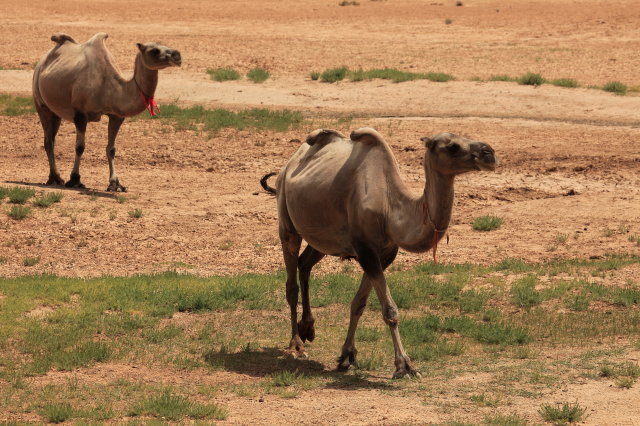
[32,33,181,191]
[261,128,497,378]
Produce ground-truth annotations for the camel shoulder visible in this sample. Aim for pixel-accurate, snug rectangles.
[350,127,388,146]
[305,129,346,146]
[51,33,78,45]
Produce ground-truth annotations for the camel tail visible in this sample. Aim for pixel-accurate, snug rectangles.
[51,33,78,45]
[260,172,278,195]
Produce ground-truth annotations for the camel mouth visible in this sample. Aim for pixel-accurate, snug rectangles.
[474,156,498,171]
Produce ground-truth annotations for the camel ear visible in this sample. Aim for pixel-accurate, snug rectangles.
[421,136,436,150]
[136,43,146,52]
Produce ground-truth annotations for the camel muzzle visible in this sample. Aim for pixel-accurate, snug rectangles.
[472,143,498,171]
[169,50,182,66]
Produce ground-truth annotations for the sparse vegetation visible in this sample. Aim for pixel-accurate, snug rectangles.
[130,389,227,420]
[602,80,627,95]
[321,66,349,83]
[445,18,453,25]
[128,208,144,218]
[40,402,74,423]
[23,256,40,267]
[145,104,304,135]
[8,205,31,220]
[489,74,514,82]
[247,67,270,83]
[339,0,360,5]
[0,94,35,116]
[7,186,36,204]
[517,72,545,86]
[472,215,503,231]
[538,401,587,424]
[310,71,320,80]
[33,192,63,208]
[550,78,579,88]
[207,68,241,82]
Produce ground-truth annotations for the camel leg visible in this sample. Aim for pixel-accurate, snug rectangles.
[66,111,87,188]
[353,242,418,379]
[106,115,127,192]
[297,246,325,343]
[338,247,398,371]
[280,227,305,357]
[35,103,64,185]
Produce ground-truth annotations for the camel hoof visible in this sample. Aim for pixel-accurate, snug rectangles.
[298,319,315,342]
[107,182,127,192]
[46,175,64,186]
[64,181,85,189]
[336,347,357,371]
[392,369,421,380]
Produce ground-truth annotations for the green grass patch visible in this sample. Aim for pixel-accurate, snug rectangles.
[247,67,270,83]
[33,191,63,208]
[310,71,320,80]
[147,104,304,135]
[7,186,36,204]
[349,68,454,83]
[550,78,579,88]
[602,80,627,95]
[489,74,514,82]
[23,256,40,267]
[538,401,587,424]
[0,94,35,116]
[130,389,227,420]
[472,215,503,231]
[40,402,74,423]
[517,72,545,86]
[511,275,542,308]
[206,68,241,82]
[321,66,349,83]
[8,205,31,220]
[128,208,143,218]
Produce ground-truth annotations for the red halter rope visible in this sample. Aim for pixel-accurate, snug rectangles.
[422,201,449,264]
[139,91,160,116]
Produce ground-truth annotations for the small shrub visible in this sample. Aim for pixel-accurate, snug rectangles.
[550,78,579,88]
[310,71,320,80]
[472,215,503,231]
[538,401,587,424]
[40,402,74,423]
[321,67,349,83]
[128,208,143,218]
[339,0,360,5]
[445,18,453,24]
[517,72,545,86]
[270,370,304,387]
[34,192,63,208]
[511,275,542,308]
[489,74,514,82]
[207,68,241,82]
[8,205,31,220]
[602,81,627,95]
[8,187,36,204]
[247,67,270,83]
[23,257,40,267]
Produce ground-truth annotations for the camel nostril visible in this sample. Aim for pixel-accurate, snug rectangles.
[171,51,181,62]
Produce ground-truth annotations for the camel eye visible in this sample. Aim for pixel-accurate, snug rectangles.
[150,48,160,56]
[447,143,460,154]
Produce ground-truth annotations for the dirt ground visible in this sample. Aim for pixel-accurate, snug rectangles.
[1,0,640,424]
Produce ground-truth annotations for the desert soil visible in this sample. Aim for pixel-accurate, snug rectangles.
[1,0,639,424]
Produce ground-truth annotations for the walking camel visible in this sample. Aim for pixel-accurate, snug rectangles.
[33,33,181,191]
[261,128,497,378]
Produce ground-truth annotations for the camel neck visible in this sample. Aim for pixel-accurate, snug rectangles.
[387,159,455,253]
[132,53,159,98]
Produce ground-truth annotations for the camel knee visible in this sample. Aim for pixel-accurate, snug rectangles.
[108,147,116,159]
[383,305,399,326]
[350,299,367,317]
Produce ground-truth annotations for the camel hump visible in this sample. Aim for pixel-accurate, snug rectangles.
[350,127,385,145]
[51,33,78,45]
[85,32,109,46]
[306,129,345,146]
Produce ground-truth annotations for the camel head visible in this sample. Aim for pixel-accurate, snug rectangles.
[421,132,497,176]
[136,42,182,70]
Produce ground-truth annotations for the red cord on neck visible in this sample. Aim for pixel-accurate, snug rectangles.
[139,91,160,116]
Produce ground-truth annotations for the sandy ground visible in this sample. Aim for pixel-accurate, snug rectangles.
[1,0,640,424]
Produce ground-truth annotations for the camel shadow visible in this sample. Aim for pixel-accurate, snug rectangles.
[203,347,396,391]
[3,180,122,200]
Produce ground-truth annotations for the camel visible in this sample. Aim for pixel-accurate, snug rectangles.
[261,127,497,378]
[32,33,181,191]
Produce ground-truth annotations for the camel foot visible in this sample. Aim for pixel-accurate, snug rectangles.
[298,319,315,342]
[46,174,64,186]
[392,356,421,379]
[285,337,307,359]
[336,347,357,371]
[65,173,85,189]
[107,180,127,192]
